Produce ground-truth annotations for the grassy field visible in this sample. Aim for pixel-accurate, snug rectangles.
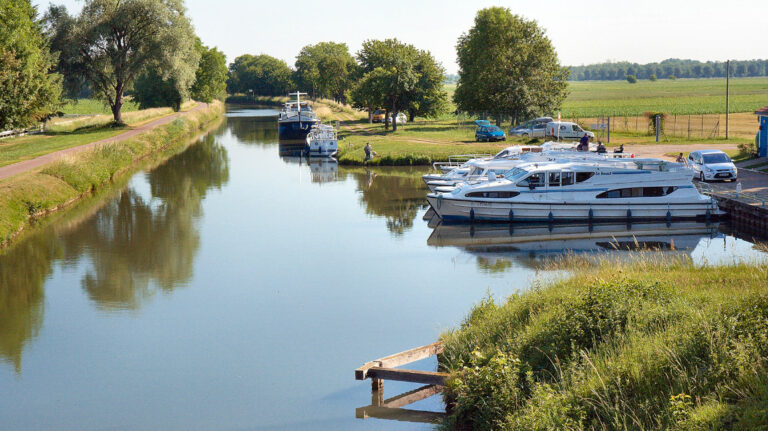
[0,103,197,168]
[0,102,224,247]
[439,257,768,430]
[60,98,140,115]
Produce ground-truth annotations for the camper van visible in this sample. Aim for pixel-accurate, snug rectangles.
[545,121,595,140]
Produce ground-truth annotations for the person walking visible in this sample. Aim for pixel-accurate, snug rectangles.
[364,142,377,162]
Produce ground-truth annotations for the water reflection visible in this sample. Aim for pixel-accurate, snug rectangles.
[427,221,727,271]
[0,235,57,373]
[226,107,278,145]
[344,167,429,236]
[280,156,340,183]
[0,133,229,369]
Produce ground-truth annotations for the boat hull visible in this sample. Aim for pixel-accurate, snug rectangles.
[278,119,319,141]
[426,195,722,223]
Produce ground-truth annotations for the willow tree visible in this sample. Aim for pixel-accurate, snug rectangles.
[454,7,569,125]
[72,0,199,125]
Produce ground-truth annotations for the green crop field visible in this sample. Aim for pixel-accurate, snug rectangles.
[443,77,768,118]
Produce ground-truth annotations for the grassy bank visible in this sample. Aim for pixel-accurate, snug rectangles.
[0,101,224,247]
[439,258,768,430]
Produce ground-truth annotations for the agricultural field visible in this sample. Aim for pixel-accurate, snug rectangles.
[443,77,768,118]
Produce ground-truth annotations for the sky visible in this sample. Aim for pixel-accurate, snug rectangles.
[34,0,765,74]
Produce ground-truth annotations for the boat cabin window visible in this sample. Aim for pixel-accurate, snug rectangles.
[562,172,575,186]
[518,173,544,188]
[596,187,678,199]
[465,191,520,198]
[575,172,594,183]
[548,171,561,187]
[503,167,529,182]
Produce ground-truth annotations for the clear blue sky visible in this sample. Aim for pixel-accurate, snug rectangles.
[34,0,764,74]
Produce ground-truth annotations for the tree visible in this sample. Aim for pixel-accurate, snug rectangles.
[42,4,86,99]
[71,0,199,125]
[649,74,657,81]
[133,69,182,110]
[227,54,293,96]
[190,40,227,102]
[626,75,637,84]
[454,7,569,126]
[294,42,357,101]
[0,0,61,130]
[352,38,447,131]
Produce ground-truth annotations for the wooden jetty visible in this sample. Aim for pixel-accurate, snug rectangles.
[355,341,448,423]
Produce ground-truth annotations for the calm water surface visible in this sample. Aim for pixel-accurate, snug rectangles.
[1,106,766,431]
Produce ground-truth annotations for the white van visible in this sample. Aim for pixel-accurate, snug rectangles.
[545,121,595,140]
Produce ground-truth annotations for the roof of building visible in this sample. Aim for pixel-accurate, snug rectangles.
[755,106,768,115]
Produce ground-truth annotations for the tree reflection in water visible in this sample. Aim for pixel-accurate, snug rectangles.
[345,167,428,236]
[226,114,277,146]
[0,134,229,370]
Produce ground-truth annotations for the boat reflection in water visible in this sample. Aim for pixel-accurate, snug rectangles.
[280,156,339,184]
[427,220,721,270]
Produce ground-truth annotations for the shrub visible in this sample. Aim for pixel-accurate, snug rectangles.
[668,75,677,80]
[649,74,658,81]
[626,75,637,84]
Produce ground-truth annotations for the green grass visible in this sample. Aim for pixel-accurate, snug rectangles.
[439,257,768,430]
[0,127,128,167]
[60,98,140,115]
[0,102,224,247]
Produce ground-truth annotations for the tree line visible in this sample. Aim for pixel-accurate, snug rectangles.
[227,8,569,129]
[570,58,768,81]
[0,0,229,130]
[227,39,449,131]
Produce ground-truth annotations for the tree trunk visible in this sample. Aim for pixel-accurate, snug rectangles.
[384,109,390,130]
[368,108,372,123]
[391,97,398,132]
[111,83,124,125]
[408,111,415,122]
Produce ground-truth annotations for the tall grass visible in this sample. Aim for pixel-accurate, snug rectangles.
[0,102,224,247]
[439,256,768,430]
[46,101,197,133]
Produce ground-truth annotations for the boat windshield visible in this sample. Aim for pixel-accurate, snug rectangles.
[493,149,510,159]
[503,167,529,182]
[702,153,731,164]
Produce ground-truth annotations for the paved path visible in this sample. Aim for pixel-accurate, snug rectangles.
[0,103,207,181]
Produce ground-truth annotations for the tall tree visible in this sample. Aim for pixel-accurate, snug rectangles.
[294,42,357,101]
[353,39,446,131]
[227,54,292,96]
[190,40,227,102]
[71,0,199,125]
[0,0,61,130]
[454,7,568,125]
[42,4,85,98]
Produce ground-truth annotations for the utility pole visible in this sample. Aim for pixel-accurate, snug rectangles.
[726,60,730,139]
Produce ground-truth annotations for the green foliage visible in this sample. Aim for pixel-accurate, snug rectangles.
[227,54,293,96]
[350,38,447,130]
[626,75,637,83]
[294,42,357,101]
[133,69,183,110]
[649,74,658,81]
[570,58,768,81]
[71,0,200,124]
[668,75,677,80]
[439,262,768,430]
[42,4,88,99]
[190,40,227,102]
[454,7,569,125]
[0,0,62,130]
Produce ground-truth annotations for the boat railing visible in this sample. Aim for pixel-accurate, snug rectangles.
[432,154,492,171]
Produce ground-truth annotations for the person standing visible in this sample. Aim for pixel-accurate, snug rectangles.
[579,133,589,151]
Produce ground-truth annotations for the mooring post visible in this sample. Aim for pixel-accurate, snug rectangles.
[371,379,383,406]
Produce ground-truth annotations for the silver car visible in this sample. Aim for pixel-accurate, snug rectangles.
[509,117,553,138]
[688,150,737,182]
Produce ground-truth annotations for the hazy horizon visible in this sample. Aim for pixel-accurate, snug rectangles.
[33,0,765,74]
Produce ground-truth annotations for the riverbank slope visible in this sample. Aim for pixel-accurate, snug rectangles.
[438,257,768,430]
[0,101,225,248]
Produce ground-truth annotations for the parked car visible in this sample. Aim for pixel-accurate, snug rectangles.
[509,116,554,137]
[389,112,407,124]
[475,120,506,142]
[688,150,737,182]
[545,121,595,140]
[372,110,387,123]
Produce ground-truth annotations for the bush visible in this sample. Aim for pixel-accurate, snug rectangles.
[738,141,758,158]
[626,75,637,84]
[649,74,658,81]
[668,75,677,80]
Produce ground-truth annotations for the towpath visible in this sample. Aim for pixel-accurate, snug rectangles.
[0,103,207,181]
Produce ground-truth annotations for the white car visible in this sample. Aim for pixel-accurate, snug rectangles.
[545,121,595,140]
[688,150,737,182]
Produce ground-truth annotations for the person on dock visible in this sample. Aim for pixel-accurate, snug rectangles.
[614,144,624,153]
[578,133,590,151]
[676,152,687,165]
[596,141,607,154]
[364,142,377,162]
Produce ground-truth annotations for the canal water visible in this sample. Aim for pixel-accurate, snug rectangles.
[1,106,766,431]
